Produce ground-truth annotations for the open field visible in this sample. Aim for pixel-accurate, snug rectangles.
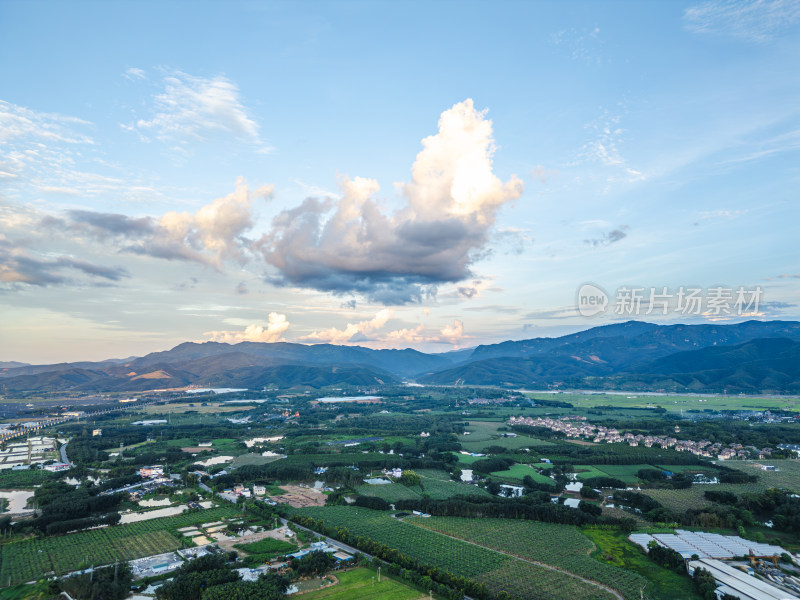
[409,516,648,600]
[0,505,242,585]
[459,421,553,452]
[301,567,429,600]
[581,527,701,600]
[295,506,618,600]
[525,392,800,413]
[273,484,326,507]
[490,463,548,483]
[358,470,490,502]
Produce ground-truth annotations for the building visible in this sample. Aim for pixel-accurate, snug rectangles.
[44,462,71,472]
[92,429,102,437]
[688,558,795,600]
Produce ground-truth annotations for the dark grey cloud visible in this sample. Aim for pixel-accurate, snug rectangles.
[66,210,156,237]
[0,240,129,287]
[585,225,629,248]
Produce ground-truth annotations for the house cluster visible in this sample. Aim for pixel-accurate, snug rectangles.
[508,416,774,460]
[138,465,165,479]
[383,467,403,479]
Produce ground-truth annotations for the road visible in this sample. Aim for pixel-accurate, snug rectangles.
[281,518,369,559]
[60,440,69,463]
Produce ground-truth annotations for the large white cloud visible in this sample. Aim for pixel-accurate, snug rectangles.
[205,312,290,343]
[301,309,394,344]
[257,99,523,304]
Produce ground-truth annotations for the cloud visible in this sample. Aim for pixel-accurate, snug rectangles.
[0,237,129,287]
[584,225,629,248]
[684,0,800,42]
[124,67,147,80]
[130,71,268,149]
[56,178,272,268]
[578,112,645,186]
[439,319,464,344]
[258,99,523,304]
[301,309,394,344]
[205,312,290,343]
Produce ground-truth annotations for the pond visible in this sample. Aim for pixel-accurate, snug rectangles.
[0,490,34,513]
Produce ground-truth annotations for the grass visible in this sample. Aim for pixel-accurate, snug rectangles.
[301,567,429,600]
[0,470,57,489]
[525,392,800,414]
[573,465,611,479]
[581,527,701,600]
[0,581,53,600]
[491,463,551,484]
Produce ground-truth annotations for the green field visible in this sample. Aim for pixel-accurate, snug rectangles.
[582,527,701,600]
[409,516,648,600]
[358,470,490,501]
[0,470,58,489]
[525,392,800,413]
[491,463,554,485]
[0,505,241,585]
[295,506,617,600]
[587,465,656,484]
[301,567,428,600]
[459,421,554,453]
[573,465,611,479]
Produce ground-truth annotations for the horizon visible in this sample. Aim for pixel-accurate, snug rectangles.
[5,317,795,367]
[1,1,798,364]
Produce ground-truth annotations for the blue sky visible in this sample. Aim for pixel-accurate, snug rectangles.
[1,0,799,363]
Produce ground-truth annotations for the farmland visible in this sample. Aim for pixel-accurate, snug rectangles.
[408,516,648,600]
[294,506,618,600]
[300,567,428,600]
[0,505,241,585]
[357,470,491,502]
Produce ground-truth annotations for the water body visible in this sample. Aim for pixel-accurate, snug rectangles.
[244,436,284,447]
[364,478,392,485]
[186,388,248,394]
[0,490,34,513]
[316,396,381,403]
[194,455,234,467]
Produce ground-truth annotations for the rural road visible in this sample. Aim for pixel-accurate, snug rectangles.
[60,440,69,463]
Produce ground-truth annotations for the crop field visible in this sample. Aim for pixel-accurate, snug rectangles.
[301,567,428,600]
[459,421,553,453]
[409,516,648,600]
[573,465,611,479]
[358,471,490,502]
[0,505,241,585]
[726,460,800,491]
[491,463,549,483]
[0,469,57,489]
[641,483,768,512]
[295,506,617,600]
[525,392,800,413]
[586,465,655,484]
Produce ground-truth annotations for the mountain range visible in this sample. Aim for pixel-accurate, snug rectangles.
[2,320,799,394]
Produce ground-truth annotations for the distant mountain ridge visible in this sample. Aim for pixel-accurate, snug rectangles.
[1,320,799,393]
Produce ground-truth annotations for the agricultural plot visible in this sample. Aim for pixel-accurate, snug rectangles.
[573,465,611,479]
[726,460,800,492]
[587,465,654,484]
[459,421,553,453]
[491,463,550,484]
[295,506,617,600]
[641,484,766,513]
[0,505,241,585]
[525,393,800,414]
[409,517,648,600]
[301,567,426,600]
[358,471,490,502]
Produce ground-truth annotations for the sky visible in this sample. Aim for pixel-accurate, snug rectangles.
[1,0,799,364]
